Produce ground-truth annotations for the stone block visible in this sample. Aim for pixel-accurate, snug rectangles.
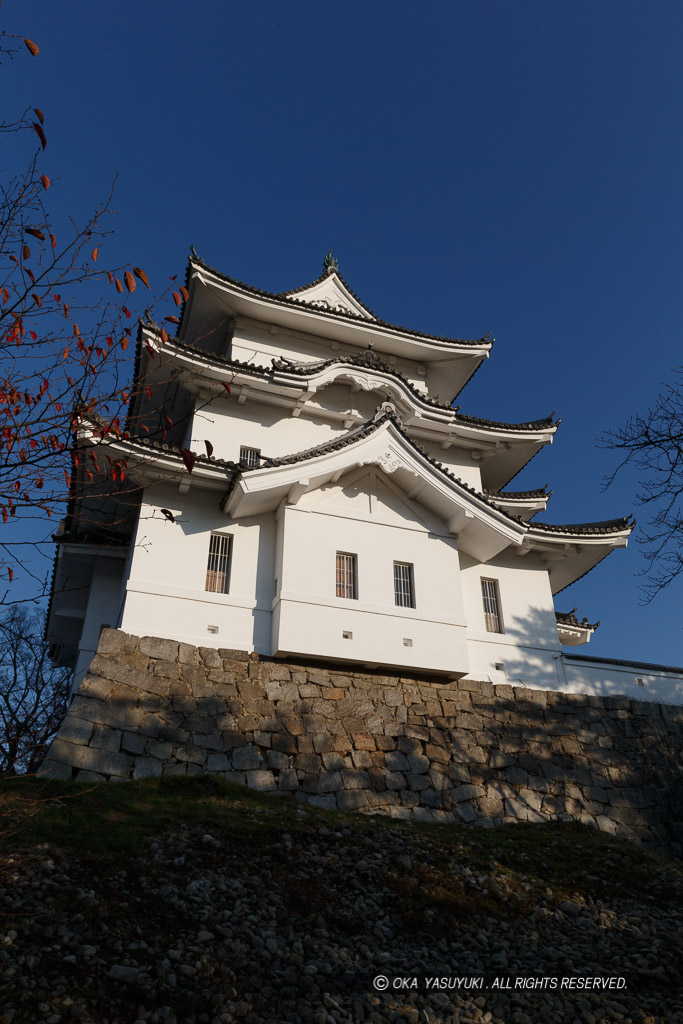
[163,763,188,776]
[57,716,94,746]
[91,726,122,753]
[272,734,298,755]
[48,739,133,779]
[337,790,369,811]
[452,783,485,803]
[397,736,422,756]
[133,756,162,779]
[197,646,222,669]
[278,769,299,791]
[352,734,376,751]
[341,769,370,790]
[75,770,106,782]
[139,636,179,661]
[193,733,225,751]
[293,752,321,773]
[351,749,372,769]
[232,744,262,770]
[120,651,151,671]
[385,750,410,772]
[297,736,314,754]
[147,740,174,760]
[174,745,207,766]
[40,759,73,780]
[78,675,116,701]
[247,769,276,791]
[406,773,430,791]
[121,731,146,755]
[265,749,289,771]
[318,770,342,793]
[407,753,430,774]
[96,628,126,656]
[385,771,407,791]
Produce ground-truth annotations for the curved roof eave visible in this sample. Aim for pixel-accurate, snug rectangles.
[188,254,493,355]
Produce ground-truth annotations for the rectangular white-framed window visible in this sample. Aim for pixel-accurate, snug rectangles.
[336,552,358,600]
[393,561,415,608]
[481,577,504,633]
[239,445,261,468]
[205,533,232,594]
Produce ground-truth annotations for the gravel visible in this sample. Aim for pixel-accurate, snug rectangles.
[0,805,681,1024]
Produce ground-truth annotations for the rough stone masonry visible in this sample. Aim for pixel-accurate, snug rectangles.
[43,630,683,853]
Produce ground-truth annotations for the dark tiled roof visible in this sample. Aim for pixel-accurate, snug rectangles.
[456,412,557,433]
[564,652,683,677]
[189,252,492,349]
[555,609,600,631]
[486,487,551,500]
[530,517,634,536]
[151,334,560,434]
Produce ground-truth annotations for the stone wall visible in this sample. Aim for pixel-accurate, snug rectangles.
[43,631,683,853]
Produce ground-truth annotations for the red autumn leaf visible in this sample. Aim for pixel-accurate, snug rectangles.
[107,271,114,284]
[180,448,196,474]
[165,316,180,324]
[64,469,71,487]
[123,306,131,319]
[172,291,182,307]
[160,508,175,523]
[222,383,232,395]
[62,346,69,359]
[24,38,40,57]
[133,267,150,289]
[164,416,173,427]
[124,270,136,293]
[160,328,169,344]
[40,174,50,190]
[34,108,45,124]
[32,293,42,308]
[169,274,177,281]
[91,247,99,262]
[145,387,152,399]
[9,255,18,264]
[23,245,30,260]
[1,289,8,305]
[115,278,123,293]
[121,337,129,351]
[26,227,46,241]
[1,509,7,524]
[50,234,56,248]
[179,286,189,302]
[32,122,46,149]
[7,567,13,583]
[204,440,214,458]
[140,423,149,433]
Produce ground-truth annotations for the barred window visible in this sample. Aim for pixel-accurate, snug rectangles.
[393,561,415,608]
[336,552,357,599]
[239,445,260,468]
[205,533,232,594]
[481,578,504,633]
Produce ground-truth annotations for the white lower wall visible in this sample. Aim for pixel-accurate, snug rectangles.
[561,656,683,705]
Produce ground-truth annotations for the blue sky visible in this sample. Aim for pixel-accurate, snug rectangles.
[3,1,682,665]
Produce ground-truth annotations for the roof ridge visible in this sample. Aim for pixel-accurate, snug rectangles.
[188,252,491,349]
[281,267,381,319]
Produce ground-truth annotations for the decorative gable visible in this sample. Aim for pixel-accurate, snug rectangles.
[286,272,375,320]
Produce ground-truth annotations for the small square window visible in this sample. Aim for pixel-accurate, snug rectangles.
[393,562,415,608]
[336,552,358,599]
[239,446,260,468]
[481,578,504,633]
[205,533,232,594]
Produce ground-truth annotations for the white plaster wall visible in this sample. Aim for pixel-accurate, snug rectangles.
[415,440,482,489]
[459,550,561,687]
[119,484,276,652]
[561,658,683,705]
[190,395,348,466]
[231,322,429,392]
[272,473,470,675]
[73,558,126,689]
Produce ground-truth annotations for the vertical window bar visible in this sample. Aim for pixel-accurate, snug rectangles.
[481,578,503,633]
[239,446,261,468]
[393,562,415,608]
[205,533,232,594]
[336,552,357,599]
